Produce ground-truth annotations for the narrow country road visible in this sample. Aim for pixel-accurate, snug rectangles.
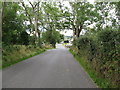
[3,44,97,88]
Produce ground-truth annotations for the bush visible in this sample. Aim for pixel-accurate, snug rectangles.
[76,36,97,61]
[73,29,120,87]
[76,36,91,49]
[98,29,120,62]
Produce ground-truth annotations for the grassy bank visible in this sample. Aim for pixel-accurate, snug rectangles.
[2,44,53,69]
[69,49,115,88]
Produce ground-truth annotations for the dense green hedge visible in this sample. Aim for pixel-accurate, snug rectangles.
[74,29,120,87]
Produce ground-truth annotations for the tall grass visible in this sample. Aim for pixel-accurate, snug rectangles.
[2,44,53,69]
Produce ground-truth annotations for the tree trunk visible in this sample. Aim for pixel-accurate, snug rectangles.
[38,31,41,46]
[37,2,41,46]
[77,24,83,37]
[2,2,5,20]
[75,21,83,38]
[33,2,40,46]
[22,2,36,45]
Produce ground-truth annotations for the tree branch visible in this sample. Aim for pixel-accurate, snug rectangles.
[21,2,32,25]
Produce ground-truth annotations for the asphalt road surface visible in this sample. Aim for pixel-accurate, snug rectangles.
[3,44,97,88]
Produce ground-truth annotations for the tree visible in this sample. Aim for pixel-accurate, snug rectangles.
[69,2,98,38]
[21,1,42,46]
[42,30,62,47]
[2,2,25,45]
[93,1,120,32]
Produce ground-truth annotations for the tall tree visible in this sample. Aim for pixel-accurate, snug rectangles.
[2,2,25,45]
[21,1,41,46]
[69,2,98,38]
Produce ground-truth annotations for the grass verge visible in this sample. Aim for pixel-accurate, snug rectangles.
[2,49,46,69]
[69,49,114,88]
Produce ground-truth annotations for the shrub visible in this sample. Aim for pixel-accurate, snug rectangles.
[76,36,97,61]
[72,29,120,87]
[98,29,120,62]
[76,36,91,49]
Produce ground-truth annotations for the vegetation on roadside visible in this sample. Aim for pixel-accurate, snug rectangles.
[70,29,120,88]
[42,30,64,48]
[68,2,120,88]
[2,2,64,68]
[1,1,120,88]
[70,49,114,88]
[2,44,53,69]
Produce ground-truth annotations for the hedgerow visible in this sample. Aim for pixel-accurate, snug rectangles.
[74,29,120,87]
